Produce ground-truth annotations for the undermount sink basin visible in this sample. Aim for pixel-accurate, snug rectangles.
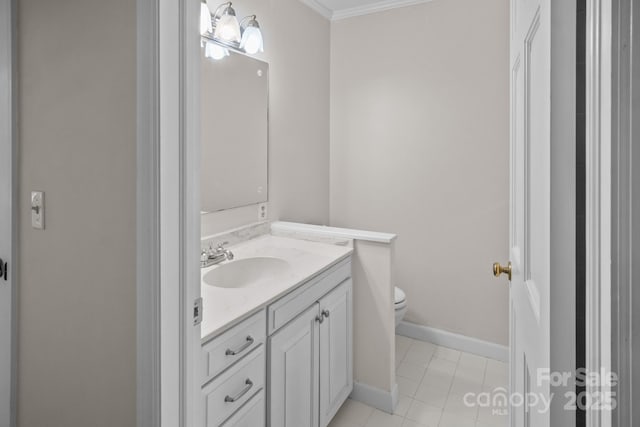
[203,257,290,289]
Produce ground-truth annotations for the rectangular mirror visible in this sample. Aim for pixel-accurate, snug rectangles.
[201,47,268,213]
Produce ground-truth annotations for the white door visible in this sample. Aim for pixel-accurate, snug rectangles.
[319,280,353,427]
[269,304,320,427]
[0,0,15,425]
[495,0,552,425]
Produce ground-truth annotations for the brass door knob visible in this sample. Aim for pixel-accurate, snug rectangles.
[493,262,512,281]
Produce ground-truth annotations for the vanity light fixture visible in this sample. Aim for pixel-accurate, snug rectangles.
[208,1,241,43]
[205,42,230,60]
[239,15,263,54]
[201,1,264,59]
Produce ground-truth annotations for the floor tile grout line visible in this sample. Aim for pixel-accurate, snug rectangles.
[364,336,509,427]
[448,354,482,423]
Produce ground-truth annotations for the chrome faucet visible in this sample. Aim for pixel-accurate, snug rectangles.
[201,241,235,268]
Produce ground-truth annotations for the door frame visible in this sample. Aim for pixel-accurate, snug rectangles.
[549,0,578,424]
[136,0,201,426]
[585,0,613,426]
[609,0,637,425]
[0,0,17,425]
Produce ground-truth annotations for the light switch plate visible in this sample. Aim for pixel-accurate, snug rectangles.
[31,191,44,229]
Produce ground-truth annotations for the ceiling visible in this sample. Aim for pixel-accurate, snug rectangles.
[301,0,432,21]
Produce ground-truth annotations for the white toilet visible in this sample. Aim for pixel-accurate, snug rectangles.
[394,286,408,327]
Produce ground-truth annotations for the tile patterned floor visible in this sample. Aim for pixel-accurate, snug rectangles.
[328,335,509,427]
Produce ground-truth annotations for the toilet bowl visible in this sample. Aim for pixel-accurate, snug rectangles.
[394,286,407,327]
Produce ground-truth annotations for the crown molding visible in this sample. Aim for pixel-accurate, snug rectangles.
[331,0,433,21]
[300,0,433,21]
[299,0,333,20]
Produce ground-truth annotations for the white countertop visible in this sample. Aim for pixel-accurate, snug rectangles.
[200,234,353,341]
[271,221,397,243]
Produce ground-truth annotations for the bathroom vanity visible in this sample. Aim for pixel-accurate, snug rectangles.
[199,44,357,426]
[199,234,353,427]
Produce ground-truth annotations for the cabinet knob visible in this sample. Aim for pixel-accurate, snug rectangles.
[321,309,330,319]
[315,315,324,324]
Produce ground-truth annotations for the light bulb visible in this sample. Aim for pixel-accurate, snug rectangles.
[200,3,212,35]
[240,25,263,54]
[214,7,241,42]
[205,42,229,60]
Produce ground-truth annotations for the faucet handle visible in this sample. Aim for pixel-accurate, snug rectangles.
[217,241,229,249]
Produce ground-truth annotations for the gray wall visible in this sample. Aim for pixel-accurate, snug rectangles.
[330,0,510,345]
[201,0,331,236]
[17,0,136,425]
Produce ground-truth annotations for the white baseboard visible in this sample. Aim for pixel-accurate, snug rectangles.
[349,381,398,414]
[396,321,509,362]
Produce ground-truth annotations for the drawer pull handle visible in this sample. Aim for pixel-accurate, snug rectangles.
[225,336,254,356]
[224,379,253,403]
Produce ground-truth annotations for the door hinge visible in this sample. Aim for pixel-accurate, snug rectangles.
[0,258,7,281]
[193,297,203,326]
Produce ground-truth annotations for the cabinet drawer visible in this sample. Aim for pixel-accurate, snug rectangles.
[220,389,265,427]
[202,310,266,382]
[268,258,351,334]
[203,346,265,427]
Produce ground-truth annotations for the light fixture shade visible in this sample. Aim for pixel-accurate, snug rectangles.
[205,42,229,60]
[213,6,241,42]
[200,3,213,35]
[240,21,263,54]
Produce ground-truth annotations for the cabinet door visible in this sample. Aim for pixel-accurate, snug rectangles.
[268,304,320,427]
[319,279,353,427]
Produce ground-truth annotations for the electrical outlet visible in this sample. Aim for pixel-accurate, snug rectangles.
[31,191,44,230]
[258,203,268,221]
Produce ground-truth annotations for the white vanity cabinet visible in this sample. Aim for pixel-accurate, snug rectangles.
[201,256,352,427]
[202,310,267,427]
[220,390,265,427]
[318,280,353,426]
[268,259,353,427]
[269,303,321,427]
